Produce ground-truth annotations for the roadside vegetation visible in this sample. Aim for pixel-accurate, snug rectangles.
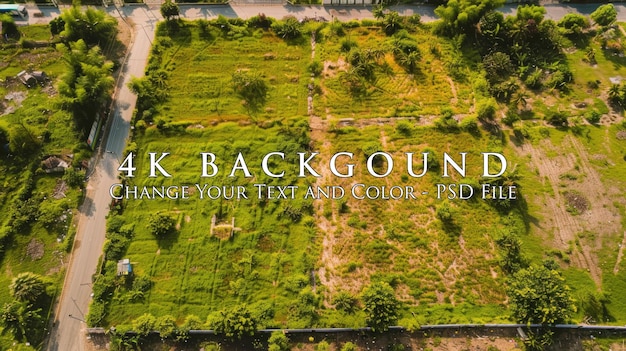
[0,5,120,349]
[93,2,626,351]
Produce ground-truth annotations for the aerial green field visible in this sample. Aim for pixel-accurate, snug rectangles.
[96,8,626,350]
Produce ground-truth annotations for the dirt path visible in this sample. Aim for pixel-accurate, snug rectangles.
[446,77,458,106]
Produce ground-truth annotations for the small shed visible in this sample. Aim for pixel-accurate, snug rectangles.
[16,71,36,88]
[116,258,132,276]
[42,156,69,173]
[31,71,49,84]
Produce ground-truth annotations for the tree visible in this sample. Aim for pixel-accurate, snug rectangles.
[148,213,176,237]
[59,5,118,47]
[0,14,19,38]
[268,331,290,351]
[382,11,403,36]
[160,0,180,21]
[434,0,505,37]
[591,4,616,27]
[558,13,589,36]
[495,230,526,274]
[206,305,258,340]
[507,265,575,325]
[361,282,399,332]
[9,273,46,303]
[57,40,114,131]
[0,301,43,343]
[271,16,302,39]
[50,16,66,36]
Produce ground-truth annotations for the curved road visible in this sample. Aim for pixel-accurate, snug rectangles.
[36,2,626,350]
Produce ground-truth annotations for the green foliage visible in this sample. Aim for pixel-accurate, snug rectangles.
[476,98,497,121]
[434,0,505,36]
[362,282,399,332]
[133,313,156,336]
[495,230,526,274]
[341,342,357,351]
[435,201,454,223]
[59,5,118,47]
[382,11,403,36]
[148,213,176,237]
[584,110,601,125]
[271,16,302,39]
[332,291,358,313]
[50,16,65,36]
[231,70,269,112]
[545,109,568,127]
[86,301,106,326]
[434,108,458,131]
[308,60,323,77]
[0,301,43,344]
[247,14,273,29]
[160,0,179,21]
[580,292,610,323]
[315,340,330,351]
[268,331,290,351]
[8,125,40,157]
[206,305,258,339]
[591,4,616,27]
[9,273,47,303]
[63,167,85,187]
[177,314,203,341]
[0,14,19,38]
[57,40,115,131]
[507,265,575,324]
[155,314,178,339]
[482,52,513,82]
[558,13,590,36]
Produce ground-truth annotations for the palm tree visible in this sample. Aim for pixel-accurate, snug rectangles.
[0,301,43,343]
[9,272,46,303]
[608,84,622,105]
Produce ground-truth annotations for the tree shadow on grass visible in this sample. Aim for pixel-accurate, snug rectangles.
[155,228,180,250]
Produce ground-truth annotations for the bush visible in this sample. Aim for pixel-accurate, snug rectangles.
[340,38,357,52]
[545,109,568,126]
[585,110,601,124]
[271,16,302,39]
[308,60,323,77]
[341,342,357,351]
[268,331,290,351]
[476,98,497,121]
[148,213,176,237]
[459,115,479,132]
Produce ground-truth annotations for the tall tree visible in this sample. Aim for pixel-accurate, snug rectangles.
[362,282,400,332]
[507,264,575,325]
[57,40,114,131]
[59,5,118,47]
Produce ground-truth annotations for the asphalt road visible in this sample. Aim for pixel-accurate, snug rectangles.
[34,1,626,350]
[45,6,157,351]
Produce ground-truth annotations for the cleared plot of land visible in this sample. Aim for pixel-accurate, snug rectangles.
[105,18,626,332]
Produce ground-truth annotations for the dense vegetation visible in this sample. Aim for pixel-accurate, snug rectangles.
[0,5,119,349]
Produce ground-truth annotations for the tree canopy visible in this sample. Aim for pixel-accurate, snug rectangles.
[9,273,47,303]
[160,0,180,21]
[507,264,575,324]
[434,0,505,36]
[59,5,118,47]
[206,305,258,339]
[591,4,617,27]
[362,282,400,332]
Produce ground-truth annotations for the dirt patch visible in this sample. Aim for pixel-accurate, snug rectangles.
[563,190,589,215]
[617,130,626,140]
[26,238,45,261]
[2,91,27,116]
[53,180,68,199]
